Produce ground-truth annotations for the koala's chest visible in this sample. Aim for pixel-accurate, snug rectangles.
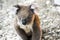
[17,20,33,33]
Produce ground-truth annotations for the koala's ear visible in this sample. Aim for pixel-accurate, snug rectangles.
[29,5,34,13]
[30,3,40,15]
[14,5,21,9]
[14,5,21,14]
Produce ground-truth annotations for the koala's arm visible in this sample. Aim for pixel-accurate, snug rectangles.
[32,14,42,40]
[14,18,28,40]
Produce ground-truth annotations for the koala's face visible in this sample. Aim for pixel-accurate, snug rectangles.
[14,5,35,25]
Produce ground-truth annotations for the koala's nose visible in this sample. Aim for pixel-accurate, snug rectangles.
[22,20,26,25]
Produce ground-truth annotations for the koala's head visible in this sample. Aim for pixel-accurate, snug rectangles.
[14,4,38,25]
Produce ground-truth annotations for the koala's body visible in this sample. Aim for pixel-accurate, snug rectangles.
[14,4,42,40]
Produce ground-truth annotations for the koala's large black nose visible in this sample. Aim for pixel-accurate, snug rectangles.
[22,20,26,25]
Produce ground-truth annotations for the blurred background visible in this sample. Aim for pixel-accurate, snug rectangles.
[0,0,60,40]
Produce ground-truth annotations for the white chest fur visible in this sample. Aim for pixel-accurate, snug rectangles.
[17,18,33,33]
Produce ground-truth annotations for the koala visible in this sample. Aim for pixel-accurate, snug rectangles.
[14,4,42,40]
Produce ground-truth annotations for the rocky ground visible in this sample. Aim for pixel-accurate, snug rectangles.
[0,0,60,40]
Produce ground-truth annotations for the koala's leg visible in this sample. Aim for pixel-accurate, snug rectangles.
[32,24,42,40]
[15,26,28,40]
[31,15,42,40]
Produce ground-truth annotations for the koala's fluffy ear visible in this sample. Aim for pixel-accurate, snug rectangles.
[14,5,21,14]
[30,3,40,15]
[14,5,21,9]
[31,3,39,10]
